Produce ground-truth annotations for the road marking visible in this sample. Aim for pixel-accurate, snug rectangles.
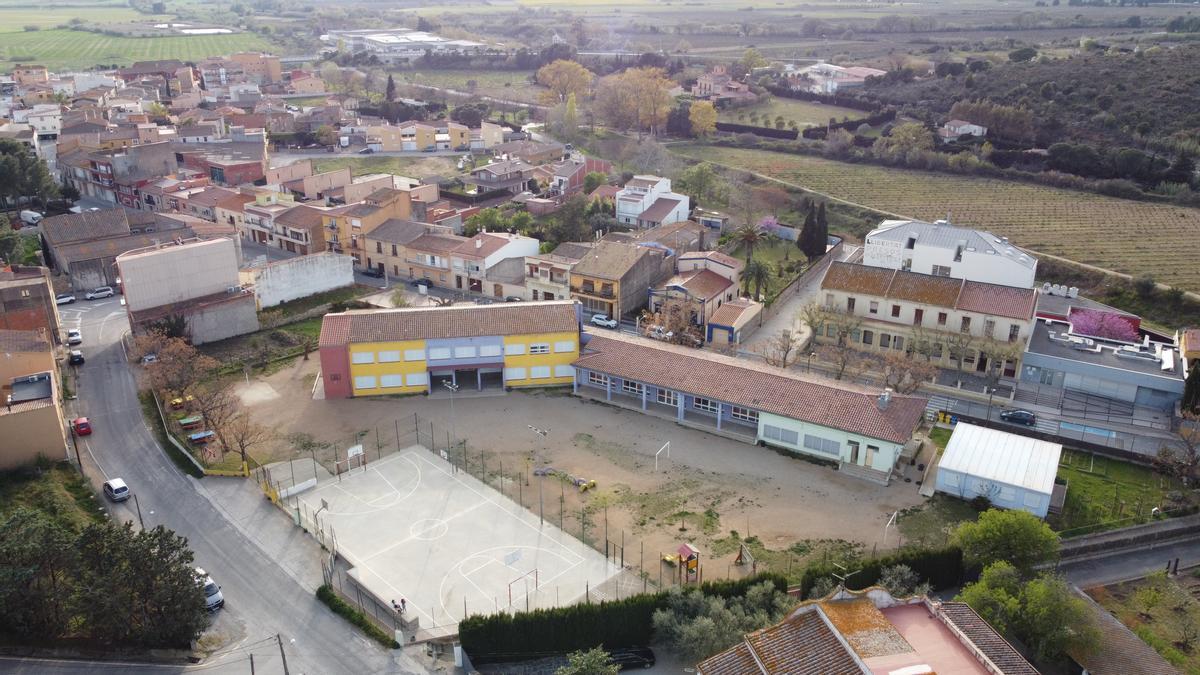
[82,437,109,480]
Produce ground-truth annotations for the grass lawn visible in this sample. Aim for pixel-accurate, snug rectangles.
[1089,571,1200,672]
[392,68,543,105]
[928,426,953,451]
[313,155,459,180]
[673,144,1200,293]
[727,239,807,303]
[897,494,978,549]
[1050,449,1183,536]
[0,28,276,71]
[719,97,866,129]
[0,7,162,32]
[0,462,106,531]
[709,533,863,584]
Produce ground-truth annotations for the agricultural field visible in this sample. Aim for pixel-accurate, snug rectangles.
[0,28,276,71]
[1089,571,1200,673]
[675,145,1200,293]
[0,7,161,32]
[312,154,460,180]
[392,68,544,105]
[1051,449,1184,536]
[719,97,866,129]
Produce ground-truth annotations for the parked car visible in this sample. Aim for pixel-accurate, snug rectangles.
[19,210,43,226]
[66,329,82,345]
[647,326,674,341]
[69,350,85,365]
[504,296,524,302]
[85,286,114,300]
[358,147,375,154]
[590,314,619,329]
[72,417,92,435]
[609,647,655,670]
[361,267,385,279]
[999,409,1037,426]
[102,478,129,502]
[410,277,434,288]
[141,353,158,365]
[55,293,76,305]
[422,145,436,152]
[195,568,225,611]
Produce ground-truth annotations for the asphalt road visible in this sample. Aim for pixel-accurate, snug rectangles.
[1060,538,1200,588]
[56,297,423,675]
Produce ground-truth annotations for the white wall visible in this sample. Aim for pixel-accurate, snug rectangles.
[864,237,1036,289]
[934,467,1050,518]
[244,252,354,309]
[118,239,240,312]
[757,411,902,473]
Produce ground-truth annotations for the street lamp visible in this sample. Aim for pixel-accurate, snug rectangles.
[985,386,996,422]
[528,425,549,525]
[807,352,816,373]
[443,380,459,454]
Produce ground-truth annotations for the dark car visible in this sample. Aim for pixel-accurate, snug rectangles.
[410,277,434,288]
[999,409,1037,426]
[69,350,85,365]
[358,147,375,154]
[361,267,385,279]
[609,646,655,670]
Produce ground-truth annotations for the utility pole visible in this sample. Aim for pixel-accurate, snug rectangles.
[132,493,145,529]
[276,634,290,675]
[249,653,255,674]
[444,380,459,456]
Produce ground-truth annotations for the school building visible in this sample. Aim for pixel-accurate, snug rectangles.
[318,301,582,399]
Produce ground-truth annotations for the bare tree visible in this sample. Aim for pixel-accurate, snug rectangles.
[881,351,938,394]
[799,301,830,341]
[817,343,867,381]
[758,329,802,369]
[641,298,701,345]
[137,334,219,396]
[945,330,977,372]
[192,381,239,460]
[977,339,1023,386]
[223,411,274,468]
[1157,411,1200,486]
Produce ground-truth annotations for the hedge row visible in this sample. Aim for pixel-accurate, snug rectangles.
[798,546,964,598]
[802,110,898,139]
[764,84,880,113]
[459,573,788,664]
[714,122,799,140]
[316,584,399,649]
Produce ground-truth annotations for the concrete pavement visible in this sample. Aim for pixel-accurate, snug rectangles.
[64,296,429,673]
[740,244,859,354]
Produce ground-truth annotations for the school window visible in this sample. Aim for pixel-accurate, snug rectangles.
[588,372,609,386]
[984,319,995,338]
[937,312,948,326]
[914,309,924,326]
[693,397,718,414]
[428,347,451,360]
[762,424,799,446]
[961,317,972,333]
[932,264,951,277]
[554,365,575,377]
[505,343,526,356]
[891,304,901,318]
[391,244,398,256]
[351,351,375,364]
[504,367,526,381]
[825,293,835,307]
[826,325,837,338]
[869,301,879,315]
[378,351,401,363]
[375,242,382,253]
[454,346,476,359]
[1009,324,1021,342]
[880,334,891,349]
[530,366,552,379]
[380,374,404,388]
[622,380,643,395]
[893,336,904,351]
[480,345,503,357]
[963,350,976,366]
[404,349,425,361]
[847,297,856,313]
[530,343,550,354]
[861,330,874,346]
[657,389,678,406]
[353,375,377,390]
[730,406,758,423]
[802,434,840,456]
[405,372,428,386]
[554,340,575,353]
[931,342,944,358]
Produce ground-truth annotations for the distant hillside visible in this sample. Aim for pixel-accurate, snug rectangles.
[854,44,1200,151]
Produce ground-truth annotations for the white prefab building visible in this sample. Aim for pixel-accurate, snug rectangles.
[934,423,1063,518]
[864,219,1037,289]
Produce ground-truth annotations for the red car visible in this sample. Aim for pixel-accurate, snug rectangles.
[72,417,92,436]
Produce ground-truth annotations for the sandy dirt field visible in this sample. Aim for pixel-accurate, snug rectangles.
[244,358,928,582]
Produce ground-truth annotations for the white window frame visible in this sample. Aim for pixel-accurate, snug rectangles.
[378,350,401,363]
[504,343,526,356]
[380,374,404,388]
[802,434,840,456]
[428,347,451,360]
[480,344,503,358]
[504,367,527,381]
[351,351,375,364]
[453,346,476,359]
[404,349,425,361]
[353,375,377,390]
[622,380,644,395]
[553,364,575,377]
[657,389,678,406]
[588,372,609,386]
[529,343,550,354]
[693,397,718,414]
[530,365,552,379]
[730,406,758,423]
[554,340,575,353]
[405,372,428,386]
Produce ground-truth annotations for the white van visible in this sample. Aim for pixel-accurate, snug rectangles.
[19,210,43,225]
[195,568,225,611]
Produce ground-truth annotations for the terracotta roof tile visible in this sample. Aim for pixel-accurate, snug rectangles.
[696,641,760,675]
[939,602,1040,675]
[1069,590,1177,675]
[956,281,1037,321]
[669,269,732,300]
[408,233,469,255]
[274,205,328,229]
[0,328,51,353]
[886,270,963,307]
[574,335,926,444]
[708,299,757,327]
[821,262,894,297]
[323,301,579,346]
[699,605,866,675]
[822,262,1036,321]
[571,241,654,280]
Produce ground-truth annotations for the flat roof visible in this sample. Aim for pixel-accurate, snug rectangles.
[8,371,53,404]
[940,423,1062,495]
[1027,320,1183,379]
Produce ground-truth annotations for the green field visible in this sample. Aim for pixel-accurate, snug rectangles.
[1052,449,1182,536]
[312,155,459,180]
[719,97,866,129]
[675,145,1200,293]
[0,28,275,70]
[0,7,163,32]
[393,68,543,105]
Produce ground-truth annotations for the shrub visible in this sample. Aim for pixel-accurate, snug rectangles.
[799,546,963,598]
[316,584,399,649]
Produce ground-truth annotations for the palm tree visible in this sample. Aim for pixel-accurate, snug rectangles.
[743,258,771,301]
[732,222,764,263]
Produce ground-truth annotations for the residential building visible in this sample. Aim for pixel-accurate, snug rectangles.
[935,423,1064,518]
[575,334,926,480]
[59,141,178,207]
[819,261,1038,376]
[570,240,673,319]
[286,70,325,94]
[705,299,762,346]
[693,208,731,232]
[0,265,61,344]
[40,209,193,291]
[401,232,467,287]
[277,167,353,202]
[603,220,707,256]
[790,62,886,95]
[491,139,565,165]
[228,52,282,85]
[321,29,488,65]
[12,64,49,86]
[451,232,540,294]
[1,370,69,471]
[649,250,743,328]
[1021,314,1185,411]
[471,121,505,150]
[361,218,452,279]
[545,156,612,197]
[525,243,592,302]
[175,141,267,186]
[864,219,1037,288]
[174,186,237,221]
[116,238,258,345]
[0,329,54,384]
[1180,327,1200,371]
[270,205,330,255]
[698,587,1038,674]
[317,301,582,398]
[939,119,988,143]
[214,190,257,236]
[327,186,438,264]
[690,65,756,103]
[615,175,690,228]
[241,191,296,245]
[465,159,535,196]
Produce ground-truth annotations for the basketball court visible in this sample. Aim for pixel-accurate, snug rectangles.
[296,447,621,630]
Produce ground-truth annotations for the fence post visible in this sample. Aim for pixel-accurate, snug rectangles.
[395,419,401,452]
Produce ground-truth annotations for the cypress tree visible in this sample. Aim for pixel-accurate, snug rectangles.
[798,203,818,261]
[385,74,397,102]
[815,202,829,257]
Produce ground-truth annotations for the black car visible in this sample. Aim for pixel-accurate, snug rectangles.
[69,350,85,365]
[361,267,385,279]
[410,277,434,288]
[609,647,655,670]
[999,409,1037,426]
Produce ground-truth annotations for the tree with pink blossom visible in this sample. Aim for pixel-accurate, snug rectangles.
[1070,309,1139,342]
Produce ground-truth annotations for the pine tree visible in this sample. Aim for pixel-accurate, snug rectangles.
[385,74,396,102]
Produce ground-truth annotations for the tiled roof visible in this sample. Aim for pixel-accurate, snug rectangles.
[697,641,760,675]
[274,205,327,229]
[455,233,522,259]
[319,301,579,347]
[575,335,926,444]
[0,328,50,353]
[822,262,1036,321]
[41,209,131,246]
[571,241,653,281]
[367,219,431,246]
[588,184,621,200]
[682,249,742,270]
[408,232,468,255]
[638,197,682,224]
[709,299,758,327]
[184,187,236,209]
[550,242,595,260]
[1068,590,1178,675]
[669,269,732,300]
[216,192,256,212]
[698,605,866,675]
[938,602,1040,675]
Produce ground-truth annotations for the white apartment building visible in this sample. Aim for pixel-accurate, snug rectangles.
[450,232,539,294]
[615,175,691,229]
[863,219,1037,289]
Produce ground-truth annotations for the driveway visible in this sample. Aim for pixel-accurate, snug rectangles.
[741,244,859,354]
[60,297,429,673]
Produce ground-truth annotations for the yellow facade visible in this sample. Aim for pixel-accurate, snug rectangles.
[347,339,430,396]
[502,331,579,387]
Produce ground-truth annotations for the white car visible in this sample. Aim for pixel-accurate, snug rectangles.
[67,329,82,345]
[102,478,130,502]
[85,286,114,300]
[195,568,225,611]
[590,314,619,329]
[55,293,76,305]
[648,326,674,341]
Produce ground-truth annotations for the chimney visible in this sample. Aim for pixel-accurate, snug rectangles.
[877,388,893,411]
[475,237,482,249]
